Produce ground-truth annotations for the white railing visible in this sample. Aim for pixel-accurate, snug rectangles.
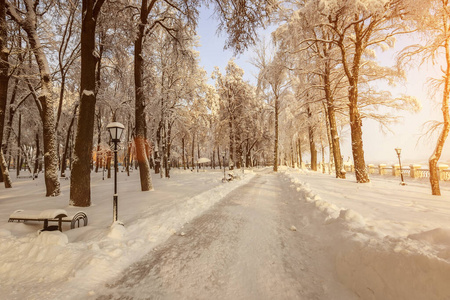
[306,163,450,181]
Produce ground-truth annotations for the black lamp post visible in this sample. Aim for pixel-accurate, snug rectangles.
[395,147,406,186]
[107,122,125,223]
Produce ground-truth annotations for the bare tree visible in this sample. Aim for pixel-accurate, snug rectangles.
[0,0,12,188]
[70,0,105,207]
[399,0,450,195]
[254,43,289,172]
[7,0,60,196]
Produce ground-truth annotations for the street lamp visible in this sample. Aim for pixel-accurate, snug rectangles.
[107,122,125,223]
[395,147,406,186]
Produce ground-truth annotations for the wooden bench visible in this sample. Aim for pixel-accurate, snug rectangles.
[8,209,88,232]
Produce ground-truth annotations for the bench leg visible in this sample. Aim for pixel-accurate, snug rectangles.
[43,219,48,230]
[58,218,63,232]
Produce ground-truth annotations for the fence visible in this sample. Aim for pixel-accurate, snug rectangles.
[364,164,450,181]
[304,163,450,181]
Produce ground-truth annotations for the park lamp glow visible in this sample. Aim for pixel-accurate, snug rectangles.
[106,122,125,142]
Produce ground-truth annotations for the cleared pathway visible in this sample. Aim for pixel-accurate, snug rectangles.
[97,172,356,300]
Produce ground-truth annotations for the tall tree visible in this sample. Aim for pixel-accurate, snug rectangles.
[70,0,105,206]
[323,0,414,183]
[254,44,289,172]
[0,0,12,188]
[7,0,60,196]
[133,0,158,191]
[275,14,348,178]
[400,0,450,195]
[213,60,256,169]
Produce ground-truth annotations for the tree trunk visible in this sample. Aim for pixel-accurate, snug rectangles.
[95,111,101,173]
[69,126,74,170]
[273,95,279,172]
[349,93,369,183]
[197,140,200,172]
[155,122,162,175]
[339,22,369,183]
[0,0,9,185]
[191,134,195,170]
[297,138,302,168]
[164,121,172,178]
[291,143,294,168]
[126,141,132,176]
[229,119,234,170]
[429,34,450,195]
[133,0,153,191]
[124,121,131,176]
[217,145,221,169]
[16,114,21,177]
[70,0,105,206]
[324,67,345,178]
[39,77,60,196]
[61,105,78,178]
[307,106,317,171]
[107,152,112,179]
[3,77,21,160]
[0,150,11,187]
[11,4,60,195]
[182,137,186,170]
[33,132,40,177]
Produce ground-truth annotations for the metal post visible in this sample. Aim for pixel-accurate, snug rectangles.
[397,153,406,185]
[113,141,118,222]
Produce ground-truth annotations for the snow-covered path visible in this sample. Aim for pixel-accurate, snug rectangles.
[96,173,357,300]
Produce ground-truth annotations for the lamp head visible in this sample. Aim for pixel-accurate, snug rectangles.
[395,147,402,156]
[106,122,125,142]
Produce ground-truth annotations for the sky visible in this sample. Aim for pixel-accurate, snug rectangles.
[195,6,450,166]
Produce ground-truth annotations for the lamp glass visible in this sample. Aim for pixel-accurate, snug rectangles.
[395,147,401,156]
[106,122,125,142]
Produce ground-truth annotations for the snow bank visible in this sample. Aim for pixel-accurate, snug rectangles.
[283,170,450,300]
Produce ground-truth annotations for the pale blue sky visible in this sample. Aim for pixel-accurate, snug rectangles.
[195,6,259,84]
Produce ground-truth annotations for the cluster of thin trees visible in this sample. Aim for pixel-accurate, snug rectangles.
[0,0,449,205]
[258,0,449,196]
[0,0,276,206]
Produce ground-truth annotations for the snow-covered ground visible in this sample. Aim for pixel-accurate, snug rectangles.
[1,167,450,299]
[285,169,450,299]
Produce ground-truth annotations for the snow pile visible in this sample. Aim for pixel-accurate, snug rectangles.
[0,170,254,299]
[284,170,450,300]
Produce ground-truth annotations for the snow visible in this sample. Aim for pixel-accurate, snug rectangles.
[284,169,450,299]
[1,167,450,299]
[9,209,68,219]
[82,90,94,97]
[0,169,253,299]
